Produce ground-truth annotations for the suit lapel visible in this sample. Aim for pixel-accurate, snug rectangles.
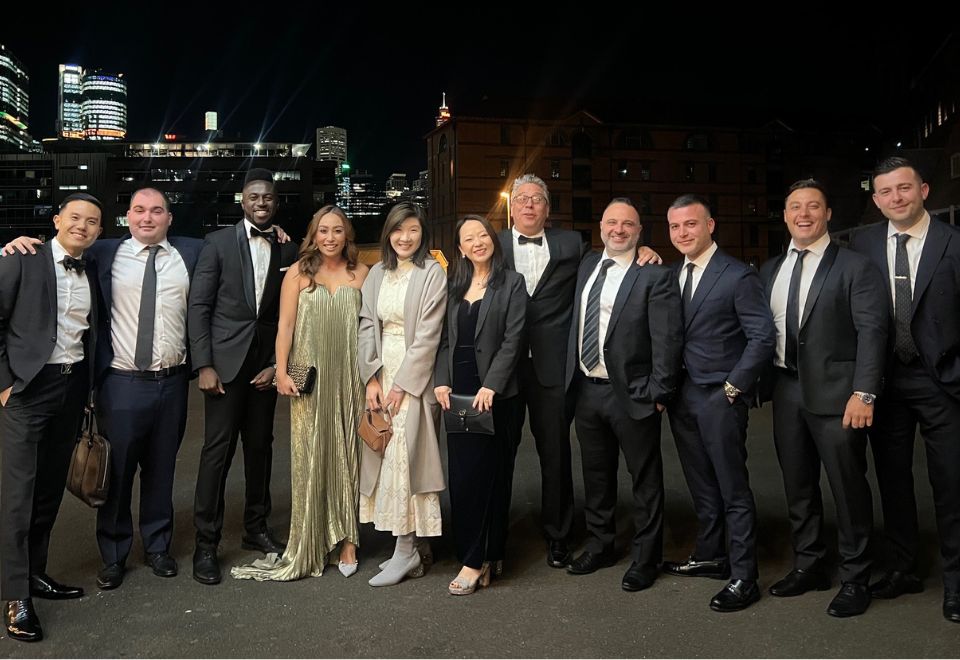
[170,236,199,280]
[257,240,282,319]
[532,230,561,298]
[499,230,515,270]
[99,236,126,310]
[235,221,257,314]
[912,219,949,316]
[605,262,641,343]
[684,255,728,329]
[868,224,892,307]
[43,243,58,328]
[800,241,838,329]
[475,287,492,339]
[765,253,788,303]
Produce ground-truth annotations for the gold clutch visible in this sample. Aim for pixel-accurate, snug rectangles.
[273,364,317,394]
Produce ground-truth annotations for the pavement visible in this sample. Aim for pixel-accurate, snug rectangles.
[2,388,958,658]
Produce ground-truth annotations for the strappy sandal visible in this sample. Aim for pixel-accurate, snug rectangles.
[448,563,490,596]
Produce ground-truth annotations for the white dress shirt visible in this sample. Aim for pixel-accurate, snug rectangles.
[886,212,929,307]
[512,227,551,297]
[770,232,832,367]
[110,238,190,371]
[678,241,719,298]
[578,250,635,378]
[48,237,91,364]
[244,218,273,312]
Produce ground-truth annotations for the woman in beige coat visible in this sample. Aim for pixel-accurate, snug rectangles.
[358,202,447,587]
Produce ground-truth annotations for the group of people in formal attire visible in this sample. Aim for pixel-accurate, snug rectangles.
[0,158,958,644]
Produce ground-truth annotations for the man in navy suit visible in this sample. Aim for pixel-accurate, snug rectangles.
[849,156,960,623]
[662,195,775,612]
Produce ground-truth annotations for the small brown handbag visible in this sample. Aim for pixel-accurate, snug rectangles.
[358,408,393,456]
[67,406,111,508]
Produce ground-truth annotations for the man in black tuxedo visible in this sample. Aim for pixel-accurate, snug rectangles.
[849,156,960,623]
[662,195,775,612]
[564,198,682,592]
[760,179,887,618]
[188,169,298,584]
[498,173,588,568]
[0,193,102,642]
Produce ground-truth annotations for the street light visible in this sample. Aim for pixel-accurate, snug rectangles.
[500,191,511,229]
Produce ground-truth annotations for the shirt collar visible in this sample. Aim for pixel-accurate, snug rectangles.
[788,231,832,257]
[682,241,718,271]
[50,237,79,264]
[600,250,635,270]
[513,227,545,241]
[129,236,170,254]
[244,218,274,235]
[887,211,930,242]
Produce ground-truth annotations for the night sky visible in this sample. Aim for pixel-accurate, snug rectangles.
[3,8,952,179]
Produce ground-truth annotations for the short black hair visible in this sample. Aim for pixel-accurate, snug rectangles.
[786,178,830,208]
[668,193,711,216]
[244,168,275,187]
[59,192,103,212]
[872,156,924,185]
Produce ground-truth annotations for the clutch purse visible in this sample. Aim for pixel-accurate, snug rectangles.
[67,406,111,508]
[358,408,393,456]
[273,364,317,394]
[443,393,495,435]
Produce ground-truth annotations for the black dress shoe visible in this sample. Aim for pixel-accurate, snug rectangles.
[566,550,616,575]
[96,563,125,590]
[768,568,831,597]
[827,582,871,618]
[710,579,760,612]
[145,552,178,578]
[546,541,571,569]
[622,562,658,592]
[944,591,960,623]
[241,529,286,555]
[29,573,84,600]
[193,548,221,585]
[5,599,42,642]
[869,570,923,599]
[663,556,731,580]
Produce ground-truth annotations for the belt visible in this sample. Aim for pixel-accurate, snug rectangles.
[44,362,80,375]
[108,364,189,380]
[582,375,611,385]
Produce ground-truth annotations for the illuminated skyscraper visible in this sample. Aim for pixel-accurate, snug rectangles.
[58,64,84,138]
[81,70,127,140]
[385,172,408,199]
[0,44,37,152]
[436,92,450,127]
[316,126,347,163]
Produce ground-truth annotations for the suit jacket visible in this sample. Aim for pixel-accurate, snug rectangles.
[565,253,683,420]
[434,269,527,399]
[188,221,298,384]
[89,235,204,384]
[677,248,775,396]
[849,218,960,401]
[0,242,100,394]
[759,241,887,416]
[499,227,588,388]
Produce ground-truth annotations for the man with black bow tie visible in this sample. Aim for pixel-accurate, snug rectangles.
[0,193,103,642]
[188,169,298,584]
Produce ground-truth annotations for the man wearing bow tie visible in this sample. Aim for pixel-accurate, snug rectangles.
[188,169,298,584]
[0,193,103,642]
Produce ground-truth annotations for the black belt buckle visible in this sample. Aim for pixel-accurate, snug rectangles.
[60,363,73,375]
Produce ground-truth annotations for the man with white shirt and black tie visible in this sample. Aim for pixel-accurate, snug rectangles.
[188,169,298,585]
[849,156,960,623]
[564,198,682,592]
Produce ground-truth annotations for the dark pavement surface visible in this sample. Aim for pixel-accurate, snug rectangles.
[2,388,959,658]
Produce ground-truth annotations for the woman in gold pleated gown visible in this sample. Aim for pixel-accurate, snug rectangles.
[232,205,368,581]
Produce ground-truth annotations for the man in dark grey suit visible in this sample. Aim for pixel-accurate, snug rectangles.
[662,195,775,612]
[849,156,960,623]
[564,198,682,592]
[0,193,102,642]
[188,169,298,585]
[760,179,887,618]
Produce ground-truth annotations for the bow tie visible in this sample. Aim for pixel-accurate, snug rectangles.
[62,256,86,274]
[517,234,543,246]
[249,226,275,242]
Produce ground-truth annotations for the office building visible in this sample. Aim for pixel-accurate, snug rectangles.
[316,126,347,163]
[81,70,127,140]
[0,44,39,152]
[58,64,84,139]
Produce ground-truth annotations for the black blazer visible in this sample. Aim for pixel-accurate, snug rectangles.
[676,248,775,396]
[499,227,588,388]
[759,241,887,416]
[0,242,100,394]
[188,222,298,384]
[434,269,527,399]
[849,218,960,401]
[565,254,683,420]
[89,235,204,384]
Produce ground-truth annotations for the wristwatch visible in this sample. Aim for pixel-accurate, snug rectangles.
[853,391,876,405]
[723,381,742,399]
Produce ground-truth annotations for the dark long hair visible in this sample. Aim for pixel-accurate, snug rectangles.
[298,205,359,290]
[448,214,506,301]
[379,201,431,270]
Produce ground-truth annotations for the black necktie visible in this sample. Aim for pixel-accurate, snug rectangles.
[517,234,543,246]
[894,233,919,364]
[581,259,616,371]
[249,226,275,242]
[63,255,86,274]
[784,248,808,372]
[134,245,162,371]
[682,263,696,314]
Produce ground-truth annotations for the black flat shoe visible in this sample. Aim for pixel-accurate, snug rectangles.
[5,599,42,642]
[662,556,731,580]
[622,562,658,592]
[768,568,830,597]
[566,550,616,575]
[827,583,871,618]
[96,563,125,590]
[192,548,221,585]
[29,573,84,600]
[710,579,760,612]
[869,570,923,599]
[146,552,178,578]
[241,530,286,555]
[547,541,571,569]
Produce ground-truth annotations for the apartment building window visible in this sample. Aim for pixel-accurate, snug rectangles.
[551,160,561,179]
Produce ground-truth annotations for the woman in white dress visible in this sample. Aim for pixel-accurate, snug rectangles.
[358,202,447,587]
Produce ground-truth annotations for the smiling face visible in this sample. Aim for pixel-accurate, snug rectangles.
[313,211,347,260]
[240,180,277,227]
[668,203,715,260]
[54,200,102,257]
[872,166,929,231]
[600,202,641,256]
[458,219,495,267]
[390,216,423,260]
[511,182,550,236]
[783,186,831,248]
[127,189,172,245]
